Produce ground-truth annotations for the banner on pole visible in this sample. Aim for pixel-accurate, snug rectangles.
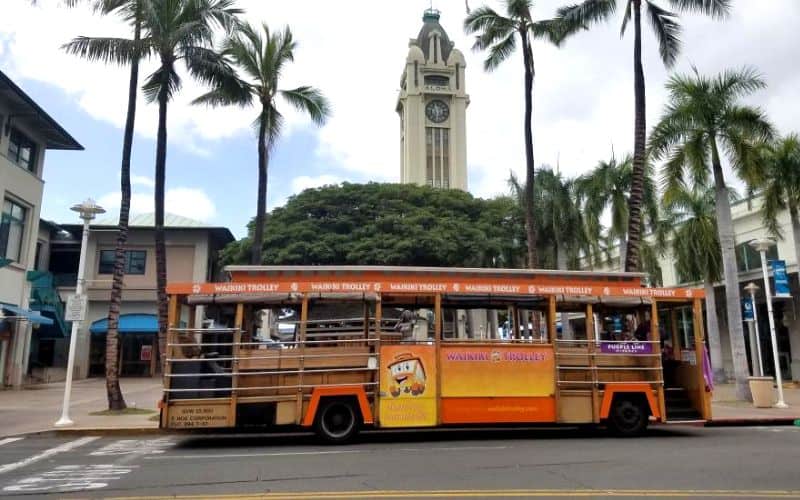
[743,297,754,321]
[772,260,791,298]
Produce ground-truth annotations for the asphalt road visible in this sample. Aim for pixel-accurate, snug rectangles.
[1,426,799,499]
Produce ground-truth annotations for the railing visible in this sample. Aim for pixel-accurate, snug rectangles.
[163,324,379,400]
[554,340,664,386]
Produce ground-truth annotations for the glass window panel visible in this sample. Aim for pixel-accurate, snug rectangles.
[1,200,26,261]
[98,250,116,274]
[127,250,146,275]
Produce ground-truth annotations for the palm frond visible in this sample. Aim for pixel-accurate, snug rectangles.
[645,1,681,67]
[530,17,585,46]
[713,66,766,101]
[665,0,731,19]
[62,36,150,65]
[557,0,617,27]
[280,86,331,126]
[620,0,632,36]
[142,64,180,103]
[483,31,517,71]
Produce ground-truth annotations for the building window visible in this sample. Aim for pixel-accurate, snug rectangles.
[425,127,450,189]
[7,129,38,172]
[0,199,27,262]
[98,250,147,275]
[424,75,449,87]
[735,242,778,273]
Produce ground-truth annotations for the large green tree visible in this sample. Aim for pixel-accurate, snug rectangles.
[557,0,730,272]
[194,22,330,265]
[64,0,146,410]
[758,134,800,271]
[662,183,728,383]
[650,67,774,400]
[464,0,579,269]
[221,183,523,268]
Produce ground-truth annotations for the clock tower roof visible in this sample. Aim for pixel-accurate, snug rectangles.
[415,8,454,65]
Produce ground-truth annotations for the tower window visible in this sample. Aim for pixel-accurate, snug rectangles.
[424,75,449,87]
[426,127,450,189]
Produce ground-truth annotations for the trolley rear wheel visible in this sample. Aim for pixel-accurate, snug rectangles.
[608,397,649,437]
[315,399,360,444]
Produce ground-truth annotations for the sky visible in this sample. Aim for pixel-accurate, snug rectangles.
[1,0,799,238]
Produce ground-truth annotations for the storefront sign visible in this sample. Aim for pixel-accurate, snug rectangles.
[743,297,754,321]
[65,294,87,322]
[772,260,791,297]
[599,342,654,355]
[378,345,437,428]
[140,345,152,361]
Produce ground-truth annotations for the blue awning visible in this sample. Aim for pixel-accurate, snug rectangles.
[1,304,54,325]
[90,313,158,335]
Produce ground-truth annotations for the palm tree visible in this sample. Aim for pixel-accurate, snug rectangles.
[575,154,658,270]
[70,0,242,366]
[557,0,730,272]
[465,0,579,269]
[64,0,146,410]
[650,67,774,400]
[759,134,800,271]
[194,23,330,265]
[662,183,729,383]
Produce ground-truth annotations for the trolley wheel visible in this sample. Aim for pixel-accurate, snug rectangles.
[315,399,360,444]
[608,396,649,437]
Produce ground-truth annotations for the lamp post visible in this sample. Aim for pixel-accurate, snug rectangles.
[743,282,764,377]
[55,199,105,427]
[748,238,788,409]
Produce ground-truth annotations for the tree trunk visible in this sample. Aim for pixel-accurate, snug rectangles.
[711,138,751,400]
[250,108,269,265]
[105,13,141,411]
[790,203,800,283]
[520,30,537,269]
[623,0,646,272]
[154,70,170,372]
[704,280,726,384]
[618,235,628,271]
[556,246,573,340]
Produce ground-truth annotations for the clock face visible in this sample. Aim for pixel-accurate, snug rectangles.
[426,100,449,123]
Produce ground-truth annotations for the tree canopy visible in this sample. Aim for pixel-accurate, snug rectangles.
[221,182,526,268]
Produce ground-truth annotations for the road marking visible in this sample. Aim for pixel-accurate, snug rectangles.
[0,436,99,475]
[106,489,800,499]
[0,437,23,447]
[91,438,174,456]
[3,464,136,493]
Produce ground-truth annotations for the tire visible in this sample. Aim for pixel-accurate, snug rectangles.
[315,399,360,444]
[608,397,649,437]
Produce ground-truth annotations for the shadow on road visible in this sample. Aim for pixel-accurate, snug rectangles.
[173,424,699,450]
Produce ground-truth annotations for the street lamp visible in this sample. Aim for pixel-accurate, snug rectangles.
[54,199,105,427]
[743,282,764,377]
[748,238,788,409]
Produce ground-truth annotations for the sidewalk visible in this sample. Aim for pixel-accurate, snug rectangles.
[710,382,800,424]
[0,377,162,437]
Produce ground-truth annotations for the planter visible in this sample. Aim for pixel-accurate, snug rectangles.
[748,376,775,408]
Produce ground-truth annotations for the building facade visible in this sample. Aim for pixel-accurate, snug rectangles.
[0,70,82,388]
[398,9,469,191]
[22,213,233,383]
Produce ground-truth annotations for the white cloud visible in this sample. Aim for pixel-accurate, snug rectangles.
[290,174,343,193]
[4,0,800,207]
[131,175,155,189]
[98,186,216,222]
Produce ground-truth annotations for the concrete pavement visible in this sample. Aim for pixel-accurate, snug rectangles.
[1,427,800,498]
[711,382,800,423]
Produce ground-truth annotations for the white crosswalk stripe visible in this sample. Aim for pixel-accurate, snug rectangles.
[0,438,24,447]
[0,436,99,475]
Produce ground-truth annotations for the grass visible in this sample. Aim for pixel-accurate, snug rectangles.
[89,407,157,416]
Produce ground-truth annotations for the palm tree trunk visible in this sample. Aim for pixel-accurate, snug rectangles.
[105,13,141,410]
[154,74,170,372]
[623,0,646,273]
[790,203,800,282]
[711,137,751,400]
[704,280,725,384]
[250,110,269,265]
[520,31,537,269]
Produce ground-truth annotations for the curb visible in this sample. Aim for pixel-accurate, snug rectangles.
[706,418,798,427]
[10,426,164,439]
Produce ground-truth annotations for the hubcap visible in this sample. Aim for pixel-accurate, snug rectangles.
[322,404,354,438]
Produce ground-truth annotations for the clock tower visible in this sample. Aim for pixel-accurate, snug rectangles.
[397,8,469,191]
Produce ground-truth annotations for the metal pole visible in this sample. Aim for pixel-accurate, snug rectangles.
[758,249,788,408]
[749,289,764,377]
[54,217,91,427]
